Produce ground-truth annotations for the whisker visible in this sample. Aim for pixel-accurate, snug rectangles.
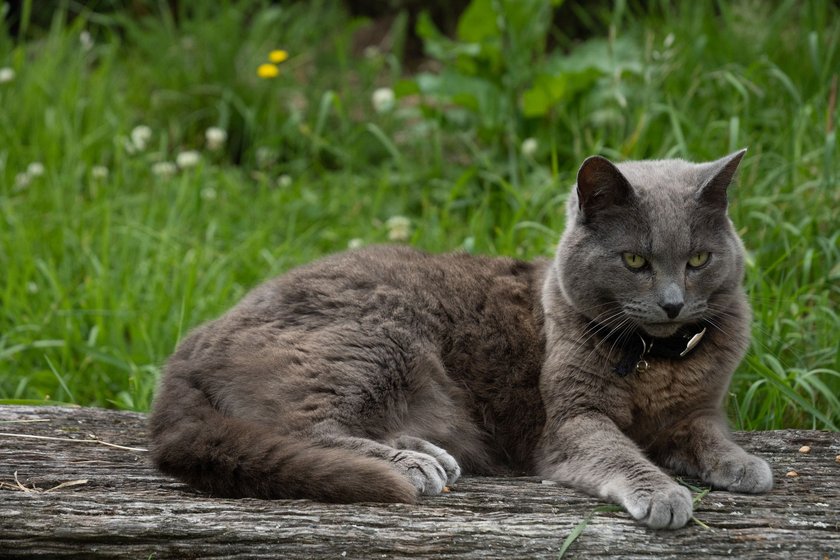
[556,307,627,373]
[602,317,637,371]
[579,314,636,374]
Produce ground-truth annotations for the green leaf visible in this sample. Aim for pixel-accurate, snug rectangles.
[417,11,481,62]
[457,0,498,44]
[393,78,420,97]
[521,67,603,117]
[519,36,644,117]
[522,73,567,117]
[414,71,506,117]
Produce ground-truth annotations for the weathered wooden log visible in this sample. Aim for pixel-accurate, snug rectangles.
[0,405,837,559]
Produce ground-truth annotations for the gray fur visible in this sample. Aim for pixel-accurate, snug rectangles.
[149,150,772,529]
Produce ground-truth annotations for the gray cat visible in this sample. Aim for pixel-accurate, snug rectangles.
[149,150,773,529]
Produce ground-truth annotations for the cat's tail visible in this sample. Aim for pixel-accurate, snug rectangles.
[147,371,418,504]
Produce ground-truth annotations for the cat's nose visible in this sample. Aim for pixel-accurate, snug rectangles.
[660,302,684,319]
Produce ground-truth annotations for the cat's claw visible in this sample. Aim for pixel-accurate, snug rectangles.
[705,453,773,493]
[622,484,693,530]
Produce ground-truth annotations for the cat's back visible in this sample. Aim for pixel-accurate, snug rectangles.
[173,245,549,368]
[230,245,545,331]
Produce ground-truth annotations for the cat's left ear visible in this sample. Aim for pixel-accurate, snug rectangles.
[696,148,747,210]
[576,155,633,219]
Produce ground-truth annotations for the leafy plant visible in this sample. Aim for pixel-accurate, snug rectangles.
[0,1,837,431]
[402,1,558,161]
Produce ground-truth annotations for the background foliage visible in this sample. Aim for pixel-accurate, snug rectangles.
[0,0,838,430]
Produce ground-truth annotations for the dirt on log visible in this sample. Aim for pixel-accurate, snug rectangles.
[0,405,838,559]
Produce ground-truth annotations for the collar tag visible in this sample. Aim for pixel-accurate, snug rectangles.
[634,334,651,373]
[679,327,707,357]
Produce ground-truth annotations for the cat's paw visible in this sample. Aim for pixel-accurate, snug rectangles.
[389,449,452,495]
[705,453,773,493]
[622,484,693,530]
[393,436,461,486]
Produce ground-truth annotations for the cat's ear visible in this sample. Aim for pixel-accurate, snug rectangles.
[695,148,747,210]
[576,156,633,219]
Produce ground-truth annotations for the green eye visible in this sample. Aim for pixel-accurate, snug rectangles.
[688,251,710,268]
[622,253,647,269]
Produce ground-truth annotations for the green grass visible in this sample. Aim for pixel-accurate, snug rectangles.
[0,1,837,429]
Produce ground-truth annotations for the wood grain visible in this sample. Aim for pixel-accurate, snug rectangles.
[0,406,837,559]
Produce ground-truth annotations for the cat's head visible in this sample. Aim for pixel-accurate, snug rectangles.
[555,150,748,338]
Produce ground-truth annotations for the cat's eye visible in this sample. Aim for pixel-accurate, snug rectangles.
[688,251,710,268]
[622,253,647,269]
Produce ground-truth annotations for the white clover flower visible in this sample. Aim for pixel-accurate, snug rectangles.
[80,30,94,52]
[27,162,45,177]
[521,137,538,158]
[200,187,217,200]
[385,215,411,241]
[205,127,227,151]
[176,150,201,169]
[14,172,30,189]
[26,281,39,294]
[277,174,292,188]
[347,238,364,249]
[130,125,153,151]
[255,147,276,168]
[372,87,396,114]
[0,67,14,84]
[462,236,475,253]
[151,161,177,177]
[363,46,381,60]
[91,165,109,179]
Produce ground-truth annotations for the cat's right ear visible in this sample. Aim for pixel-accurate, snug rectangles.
[576,156,633,220]
[695,148,747,211]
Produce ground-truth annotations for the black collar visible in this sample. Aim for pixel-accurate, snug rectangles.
[589,321,710,377]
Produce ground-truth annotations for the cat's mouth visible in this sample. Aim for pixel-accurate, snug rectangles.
[639,321,684,338]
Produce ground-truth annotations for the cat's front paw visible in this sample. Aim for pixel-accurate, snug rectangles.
[622,484,693,530]
[705,453,773,493]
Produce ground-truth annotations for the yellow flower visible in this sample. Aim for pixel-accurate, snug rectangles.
[269,49,289,64]
[257,63,279,79]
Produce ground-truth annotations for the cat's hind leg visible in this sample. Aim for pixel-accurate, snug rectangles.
[258,326,466,497]
[394,435,462,486]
